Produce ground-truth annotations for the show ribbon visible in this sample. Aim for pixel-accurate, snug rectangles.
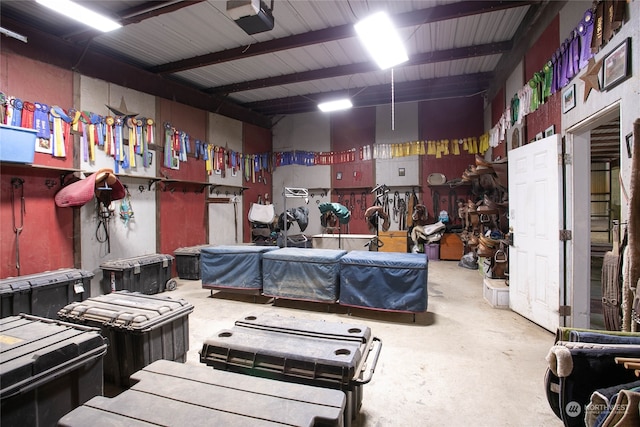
[114,117,124,173]
[10,98,23,127]
[0,92,6,124]
[21,102,35,129]
[164,123,173,168]
[105,116,115,156]
[127,118,136,168]
[50,106,71,158]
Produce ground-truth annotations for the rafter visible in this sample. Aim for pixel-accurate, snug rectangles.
[208,41,511,95]
[149,1,536,75]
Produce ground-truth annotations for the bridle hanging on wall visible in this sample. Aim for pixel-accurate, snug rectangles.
[11,177,25,276]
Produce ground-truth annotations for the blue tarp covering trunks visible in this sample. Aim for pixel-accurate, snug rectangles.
[200,245,278,293]
[262,248,347,302]
[339,251,428,313]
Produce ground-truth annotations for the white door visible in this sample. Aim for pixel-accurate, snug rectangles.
[508,134,565,332]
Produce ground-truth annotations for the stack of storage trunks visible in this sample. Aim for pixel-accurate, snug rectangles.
[100,254,174,294]
[200,313,382,427]
[57,291,193,387]
[0,314,107,427]
[0,268,92,319]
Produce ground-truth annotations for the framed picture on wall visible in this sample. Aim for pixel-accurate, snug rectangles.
[544,125,555,137]
[562,84,576,114]
[603,38,631,90]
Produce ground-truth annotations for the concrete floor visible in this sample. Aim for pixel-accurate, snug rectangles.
[168,260,562,427]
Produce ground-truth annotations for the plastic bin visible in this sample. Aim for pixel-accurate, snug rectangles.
[0,124,37,163]
[57,291,193,387]
[0,268,92,319]
[425,243,440,261]
[0,314,107,427]
[100,254,174,294]
[174,245,211,280]
[58,360,346,427]
[200,313,382,427]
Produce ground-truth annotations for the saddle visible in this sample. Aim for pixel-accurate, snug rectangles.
[55,168,125,208]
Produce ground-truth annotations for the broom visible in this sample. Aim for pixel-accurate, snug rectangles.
[602,224,621,330]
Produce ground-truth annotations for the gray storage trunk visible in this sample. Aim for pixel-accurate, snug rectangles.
[200,313,381,427]
[57,360,346,427]
[58,291,193,387]
[174,245,211,280]
[100,254,174,295]
[0,268,92,319]
[0,314,107,427]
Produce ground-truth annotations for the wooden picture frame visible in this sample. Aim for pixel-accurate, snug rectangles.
[602,38,631,90]
[562,84,575,114]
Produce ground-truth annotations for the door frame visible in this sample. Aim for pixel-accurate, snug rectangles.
[564,102,621,328]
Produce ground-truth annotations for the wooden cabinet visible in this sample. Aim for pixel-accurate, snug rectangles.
[439,233,464,260]
[378,230,408,252]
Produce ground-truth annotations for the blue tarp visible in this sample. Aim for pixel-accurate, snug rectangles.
[339,251,428,313]
[201,245,278,291]
[262,248,347,302]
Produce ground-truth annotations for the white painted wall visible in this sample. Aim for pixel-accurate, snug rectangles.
[207,113,245,245]
[78,77,159,296]
[272,112,332,235]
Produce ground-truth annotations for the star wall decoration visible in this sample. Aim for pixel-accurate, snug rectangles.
[580,58,603,102]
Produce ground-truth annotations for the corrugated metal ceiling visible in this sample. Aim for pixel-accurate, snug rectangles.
[0,0,560,127]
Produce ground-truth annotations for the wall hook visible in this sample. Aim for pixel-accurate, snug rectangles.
[45,179,57,189]
[138,185,145,193]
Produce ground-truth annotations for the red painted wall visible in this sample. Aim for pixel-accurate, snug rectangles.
[524,15,561,143]
[242,123,272,243]
[419,95,484,219]
[157,99,208,275]
[330,107,376,235]
[0,53,75,277]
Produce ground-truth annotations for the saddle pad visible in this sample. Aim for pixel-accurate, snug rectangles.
[248,203,275,223]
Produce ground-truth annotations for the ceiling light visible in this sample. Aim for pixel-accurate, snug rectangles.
[318,99,353,113]
[355,11,408,70]
[36,0,122,33]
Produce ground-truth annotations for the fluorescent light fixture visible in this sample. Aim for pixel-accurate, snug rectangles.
[318,99,353,112]
[36,0,122,33]
[355,11,408,70]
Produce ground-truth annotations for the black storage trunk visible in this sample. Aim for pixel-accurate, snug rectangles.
[174,245,210,280]
[58,291,193,387]
[200,313,382,427]
[0,314,107,427]
[100,254,174,294]
[0,268,92,319]
[58,360,346,427]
